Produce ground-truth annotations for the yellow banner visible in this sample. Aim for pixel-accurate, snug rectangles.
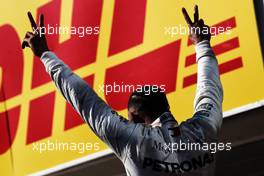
[0,0,263,175]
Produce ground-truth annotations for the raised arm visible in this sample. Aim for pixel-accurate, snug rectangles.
[22,12,136,158]
[193,40,223,132]
[181,6,223,139]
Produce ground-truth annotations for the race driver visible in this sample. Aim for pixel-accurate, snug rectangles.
[22,5,223,176]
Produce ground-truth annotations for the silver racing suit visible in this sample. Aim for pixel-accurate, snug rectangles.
[40,40,223,176]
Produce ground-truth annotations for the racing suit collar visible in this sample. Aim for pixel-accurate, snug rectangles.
[151,112,177,127]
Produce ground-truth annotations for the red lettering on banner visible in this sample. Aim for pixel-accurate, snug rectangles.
[26,92,55,144]
[108,0,146,56]
[185,37,240,67]
[183,17,243,88]
[27,0,102,143]
[0,106,20,154]
[31,0,102,88]
[183,57,243,88]
[187,17,237,46]
[0,25,24,100]
[0,25,23,153]
[0,1,246,149]
[105,40,181,110]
